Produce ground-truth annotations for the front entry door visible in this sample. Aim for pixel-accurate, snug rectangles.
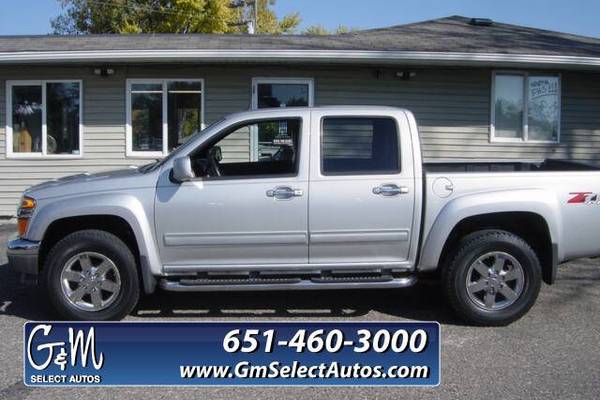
[308,110,416,265]
[155,114,309,269]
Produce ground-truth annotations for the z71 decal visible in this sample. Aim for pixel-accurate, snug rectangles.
[568,192,600,204]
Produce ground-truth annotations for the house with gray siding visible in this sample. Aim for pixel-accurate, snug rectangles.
[0,15,599,217]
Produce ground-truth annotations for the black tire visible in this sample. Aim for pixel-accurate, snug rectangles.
[443,229,542,326]
[43,229,140,321]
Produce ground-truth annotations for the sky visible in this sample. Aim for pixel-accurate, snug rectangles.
[0,0,599,38]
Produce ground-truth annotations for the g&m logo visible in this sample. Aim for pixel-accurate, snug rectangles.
[25,323,104,385]
[568,192,600,205]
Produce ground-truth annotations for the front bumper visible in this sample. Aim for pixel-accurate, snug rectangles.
[7,237,40,275]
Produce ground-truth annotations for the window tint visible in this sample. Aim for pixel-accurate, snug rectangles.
[321,117,399,175]
[191,119,301,179]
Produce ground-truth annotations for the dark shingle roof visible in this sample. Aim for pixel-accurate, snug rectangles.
[0,16,599,58]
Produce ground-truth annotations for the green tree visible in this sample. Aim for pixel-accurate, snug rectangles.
[252,0,300,34]
[51,0,300,34]
[303,24,359,35]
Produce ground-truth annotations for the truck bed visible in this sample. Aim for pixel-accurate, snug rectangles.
[423,159,599,173]
[421,158,600,265]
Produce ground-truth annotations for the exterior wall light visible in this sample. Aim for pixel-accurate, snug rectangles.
[396,71,417,80]
[93,67,115,77]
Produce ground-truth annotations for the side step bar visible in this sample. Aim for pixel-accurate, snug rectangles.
[159,275,417,292]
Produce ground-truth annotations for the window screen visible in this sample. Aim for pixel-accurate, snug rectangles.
[321,117,399,175]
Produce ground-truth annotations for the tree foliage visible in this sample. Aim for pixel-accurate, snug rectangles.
[302,24,359,35]
[51,0,300,34]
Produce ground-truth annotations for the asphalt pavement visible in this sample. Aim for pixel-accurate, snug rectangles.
[0,223,599,400]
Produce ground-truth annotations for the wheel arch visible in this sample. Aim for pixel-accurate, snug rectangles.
[418,189,561,285]
[30,194,159,293]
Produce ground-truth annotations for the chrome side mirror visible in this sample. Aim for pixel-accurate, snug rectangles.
[172,156,194,182]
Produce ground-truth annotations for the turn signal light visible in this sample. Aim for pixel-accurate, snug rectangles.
[17,196,36,237]
[18,218,29,237]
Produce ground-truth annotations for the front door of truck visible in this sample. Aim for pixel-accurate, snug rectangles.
[308,110,415,265]
[155,113,309,269]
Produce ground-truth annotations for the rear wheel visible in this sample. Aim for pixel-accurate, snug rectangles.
[443,230,542,326]
[43,230,139,321]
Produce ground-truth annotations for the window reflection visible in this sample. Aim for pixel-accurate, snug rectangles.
[168,81,202,151]
[494,75,524,139]
[47,82,80,155]
[12,85,43,153]
[257,83,309,108]
[528,76,560,141]
[131,83,163,152]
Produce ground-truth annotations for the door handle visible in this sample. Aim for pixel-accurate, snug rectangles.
[372,184,409,196]
[266,186,303,200]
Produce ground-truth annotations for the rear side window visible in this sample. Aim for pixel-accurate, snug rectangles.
[321,117,400,175]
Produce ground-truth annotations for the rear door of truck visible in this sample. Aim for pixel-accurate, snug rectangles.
[308,109,417,265]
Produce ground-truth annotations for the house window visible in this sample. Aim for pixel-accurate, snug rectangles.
[491,72,560,143]
[250,78,313,160]
[126,79,203,157]
[6,80,82,157]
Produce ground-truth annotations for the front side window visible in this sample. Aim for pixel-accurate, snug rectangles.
[492,72,560,142]
[127,79,203,156]
[8,81,81,157]
[190,118,301,179]
[321,117,400,175]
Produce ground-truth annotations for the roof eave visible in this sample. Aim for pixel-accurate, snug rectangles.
[1,49,600,69]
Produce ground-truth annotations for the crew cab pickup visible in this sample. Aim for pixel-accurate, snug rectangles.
[7,106,600,325]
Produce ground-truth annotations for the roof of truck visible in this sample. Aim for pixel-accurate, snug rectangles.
[223,105,408,119]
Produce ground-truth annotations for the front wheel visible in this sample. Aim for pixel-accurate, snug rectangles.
[443,229,542,326]
[43,230,140,321]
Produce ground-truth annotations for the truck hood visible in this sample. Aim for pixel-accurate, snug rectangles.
[25,166,159,200]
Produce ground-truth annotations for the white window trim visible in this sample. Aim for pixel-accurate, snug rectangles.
[126,78,205,158]
[250,77,314,160]
[5,79,83,159]
[490,71,561,144]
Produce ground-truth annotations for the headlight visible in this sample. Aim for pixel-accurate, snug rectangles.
[17,196,36,237]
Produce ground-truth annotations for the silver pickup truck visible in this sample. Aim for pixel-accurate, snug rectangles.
[7,106,600,325]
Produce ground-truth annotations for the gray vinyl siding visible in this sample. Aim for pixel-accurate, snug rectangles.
[0,64,599,216]
[219,129,251,163]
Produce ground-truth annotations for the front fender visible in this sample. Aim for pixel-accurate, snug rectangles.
[27,191,160,292]
[418,188,563,271]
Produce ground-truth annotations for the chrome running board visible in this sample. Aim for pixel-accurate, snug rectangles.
[159,273,416,292]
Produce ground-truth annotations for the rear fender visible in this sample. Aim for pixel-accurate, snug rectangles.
[418,189,562,271]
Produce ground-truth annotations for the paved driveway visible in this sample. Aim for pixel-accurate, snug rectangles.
[0,223,599,400]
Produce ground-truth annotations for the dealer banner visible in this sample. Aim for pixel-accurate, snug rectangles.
[24,321,440,386]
